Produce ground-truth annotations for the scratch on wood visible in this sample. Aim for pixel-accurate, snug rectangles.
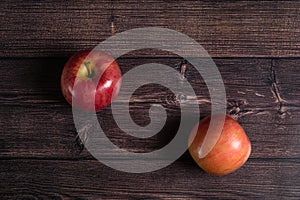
[227,99,268,119]
[196,98,210,104]
[239,90,265,97]
[255,92,265,97]
[237,91,246,95]
[227,99,247,117]
[270,60,287,117]
[74,124,92,154]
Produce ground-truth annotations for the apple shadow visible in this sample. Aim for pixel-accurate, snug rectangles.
[31,57,69,104]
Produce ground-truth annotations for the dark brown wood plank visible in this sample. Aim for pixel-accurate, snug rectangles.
[0,57,274,108]
[1,104,299,159]
[0,159,299,199]
[1,0,300,57]
[0,57,299,160]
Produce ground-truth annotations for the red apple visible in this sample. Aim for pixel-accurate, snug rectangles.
[188,114,251,176]
[61,50,122,111]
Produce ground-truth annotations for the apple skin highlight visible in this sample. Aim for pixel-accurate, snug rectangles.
[61,50,122,112]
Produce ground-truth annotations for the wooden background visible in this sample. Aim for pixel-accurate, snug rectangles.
[1,0,300,199]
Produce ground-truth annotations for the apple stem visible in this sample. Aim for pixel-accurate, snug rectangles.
[180,59,187,80]
[84,61,92,78]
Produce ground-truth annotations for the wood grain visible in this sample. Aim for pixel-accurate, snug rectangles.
[1,0,300,57]
[1,0,300,199]
[0,159,299,199]
[0,58,299,160]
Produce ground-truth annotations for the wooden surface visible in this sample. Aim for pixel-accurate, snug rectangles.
[1,0,300,57]
[1,1,299,199]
